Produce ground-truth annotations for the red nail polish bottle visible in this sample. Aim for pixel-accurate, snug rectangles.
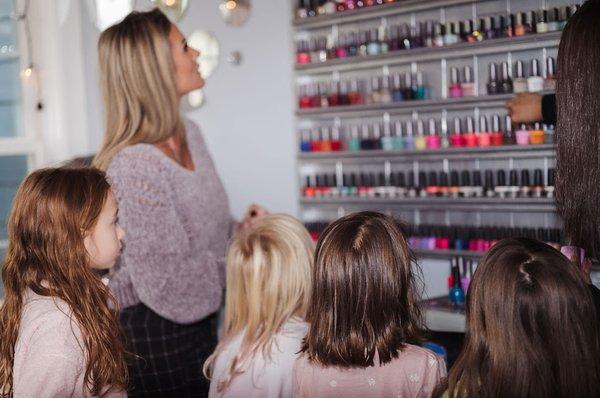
[450,117,464,147]
[330,126,342,151]
[490,114,504,146]
[463,116,478,147]
[477,115,491,147]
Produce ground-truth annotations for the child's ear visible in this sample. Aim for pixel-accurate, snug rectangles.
[83,231,95,258]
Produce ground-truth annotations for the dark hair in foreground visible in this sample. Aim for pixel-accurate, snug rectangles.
[556,0,600,259]
[301,211,425,367]
[439,238,600,398]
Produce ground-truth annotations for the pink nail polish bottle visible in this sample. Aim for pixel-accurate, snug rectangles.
[426,119,441,149]
[448,67,463,98]
[477,115,491,147]
[515,124,530,145]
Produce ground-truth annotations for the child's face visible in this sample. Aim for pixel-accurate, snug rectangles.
[84,191,125,270]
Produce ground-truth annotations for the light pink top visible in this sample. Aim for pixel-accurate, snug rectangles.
[12,289,126,398]
[293,344,446,398]
[209,318,308,398]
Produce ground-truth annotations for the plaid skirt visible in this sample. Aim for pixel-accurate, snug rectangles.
[120,303,218,398]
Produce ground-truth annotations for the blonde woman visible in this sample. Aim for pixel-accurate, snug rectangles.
[94,9,265,397]
[204,214,314,398]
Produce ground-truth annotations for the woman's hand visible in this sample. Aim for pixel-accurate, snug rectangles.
[238,204,269,232]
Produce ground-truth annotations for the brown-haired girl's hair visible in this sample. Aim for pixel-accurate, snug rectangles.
[0,167,127,396]
[301,211,425,367]
[444,238,600,398]
[556,0,600,259]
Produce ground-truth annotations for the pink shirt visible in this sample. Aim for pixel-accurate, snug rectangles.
[12,289,126,398]
[293,344,446,398]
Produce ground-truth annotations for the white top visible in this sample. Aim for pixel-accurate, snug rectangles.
[12,289,126,398]
[209,317,308,398]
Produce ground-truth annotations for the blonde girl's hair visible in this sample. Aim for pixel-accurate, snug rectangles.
[203,214,314,392]
[93,8,182,171]
[0,167,127,397]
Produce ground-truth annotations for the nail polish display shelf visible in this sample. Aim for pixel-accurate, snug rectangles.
[414,248,485,259]
[300,197,556,212]
[293,0,493,29]
[299,144,555,163]
[296,31,561,74]
[297,93,516,118]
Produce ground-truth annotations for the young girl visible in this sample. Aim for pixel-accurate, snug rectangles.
[294,211,446,398]
[204,214,314,398]
[438,238,600,398]
[0,167,127,397]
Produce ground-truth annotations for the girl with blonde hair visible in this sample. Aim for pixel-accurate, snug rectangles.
[204,214,314,398]
[94,8,265,396]
[0,167,127,397]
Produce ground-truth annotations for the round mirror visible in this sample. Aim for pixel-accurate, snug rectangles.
[151,0,189,21]
[219,0,251,27]
[188,30,220,79]
[86,0,134,31]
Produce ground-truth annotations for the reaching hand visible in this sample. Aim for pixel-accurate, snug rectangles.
[506,93,543,124]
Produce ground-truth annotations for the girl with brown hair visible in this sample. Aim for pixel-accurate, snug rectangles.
[0,167,127,397]
[294,211,446,398]
[439,238,600,398]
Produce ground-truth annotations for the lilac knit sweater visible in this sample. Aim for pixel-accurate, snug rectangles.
[106,119,232,324]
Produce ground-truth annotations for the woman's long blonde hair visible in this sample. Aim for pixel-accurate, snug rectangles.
[0,167,127,397]
[93,8,182,171]
[203,214,314,392]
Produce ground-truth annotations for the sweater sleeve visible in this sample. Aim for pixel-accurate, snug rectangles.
[108,151,221,323]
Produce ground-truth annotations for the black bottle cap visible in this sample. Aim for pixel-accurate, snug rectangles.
[548,168,555,186]
[461,170,471,186]
[397,171,406,187]
[428,171,438,186]
[316,174,323,187]
[323,173,330,187]
[533,169,543,186]
[484,170,495,189]
[418,171,428,188]
[330,173,337,187]
[305,175,312,187]
[450,171,460,186]
[509,169,519,186]
[521,169,531,186]
[439,171,449,187]
[368,172,377,187]
[496,169,506,186]
[473,170,483,186]
[349,172,357,187]
[408,171,416,188]
[342,173,349,186]
[389,172,397,187]
[378,172,386,186]
[359,172,368,186]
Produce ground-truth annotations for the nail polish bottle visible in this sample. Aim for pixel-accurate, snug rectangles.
[424,20,435,47]
[544,124,555,144]
[367,28,381,55]
[381,123,394,151]
[508,169,520,199]
[486,63,499,95]
[339,80,350,105]
[417,171,428,198]
[514,12,526,36]
[327,35,338,60]
[331,126,342,151]
[395,171,407,198]
[407,171,417,197]
[544,57,556,91]
[449,67,463,98]
[392,73,404,102]
[546,168,555,198]
[512,60,528,94]
[375,172,386,197]
[527,59,544,93]
[443,21,459,45]
[348,79,363,105]
[558,6,569,30]
[411,22,425,49]
[348,172,358,196]
[403,73,414,100]
[320,126,332,152]
[520,169,531,198]
[440,119,450,148]
[330,173,340,197]
[414,119,427,151]
[388,25,400,51]
[461,66,476,97]
[472,170,484,198]
[426,119,441,149]
[303,175,315,197]
[532,169,545,198]
[490,115,504,146]
[470,18,483,42]
[393,121,404,150]
[439,171,450,197]
[400,23,411,50]
[506,14,515,37]
[404,120,415,150]
[296,40,310,64]
[530,123,545,145]
[450,117,464,147]
[336,33,347,59]
[449,171,461,198]
[328,81,340,107]
[461,260,473,293]
[360,124,372,150]
[358,30,368,56]
[504,115,515,145]
[298,84,312,109]
[536,9,549,34]
[371,123,382,150]
[314,174,324,197]
[317,37,328,63]
[318,81,329,107]
[425,171,439,197]
[500,62,513,94]
[414,71,428,100]
[464,116,478,147]
[310,127,322,152]
[380,76,392,104]
[357,173,368,198]
[494,169,508,198]
[379,26,389,54]
[525,10,537,34]
[484,170,495,198]
[369,76,380,104]
[547,8,560,32]
[496,15,508,38]
[347,32,358,56]
[347,125,361,151]
[297,0,310,19]
[458,171,470,198]
[477,115,491,147]
[459,19,473,42]
[483,16,495,40]
[433,22,444,47]
[300,129,312,152]
[516,124,530,146]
